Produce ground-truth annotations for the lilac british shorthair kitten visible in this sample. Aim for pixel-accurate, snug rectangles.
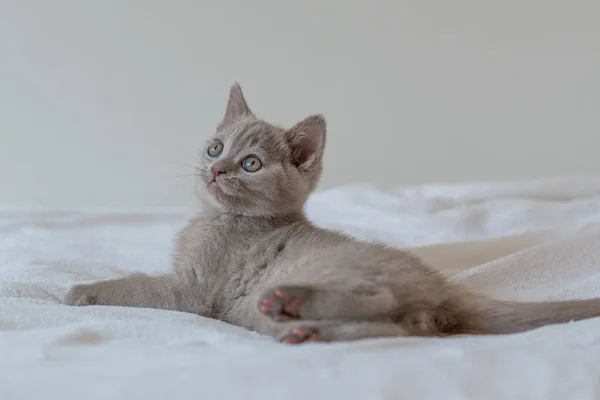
[65,84,600,343]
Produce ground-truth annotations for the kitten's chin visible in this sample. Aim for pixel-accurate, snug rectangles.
[206,181,219,193]
[200,181,239,213]
[205,181,224,198]
[199,187,227,212]
[206,180,234,199]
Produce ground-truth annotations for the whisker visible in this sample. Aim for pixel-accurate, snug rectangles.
[163,160,202,172]
[185,153,203,167]
[173,173,200,179]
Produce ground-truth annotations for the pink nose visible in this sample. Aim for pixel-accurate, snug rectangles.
[211,166,226,177]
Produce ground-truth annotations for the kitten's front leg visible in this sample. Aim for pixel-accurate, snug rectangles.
[64,273,209,315]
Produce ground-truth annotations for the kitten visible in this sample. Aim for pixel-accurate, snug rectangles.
[65,84,600,343]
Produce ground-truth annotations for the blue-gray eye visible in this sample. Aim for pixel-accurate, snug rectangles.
[207,141,224,157]
[242,156,262,172]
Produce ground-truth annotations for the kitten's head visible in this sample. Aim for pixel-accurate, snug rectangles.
[196,83,326,216]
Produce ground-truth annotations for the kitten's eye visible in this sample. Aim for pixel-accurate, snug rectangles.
[242,156,262,172]
[207,141,224,157]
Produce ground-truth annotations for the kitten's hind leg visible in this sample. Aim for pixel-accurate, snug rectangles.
[277,321,411,344]
[258,284,398,322]
[64,273,209,315]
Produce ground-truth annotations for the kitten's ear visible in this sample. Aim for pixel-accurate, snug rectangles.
[219,83,254,128]
[286,115,326,170]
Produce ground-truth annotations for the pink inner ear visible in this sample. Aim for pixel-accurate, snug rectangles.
[288,115,326,167]
[296,131,323,160]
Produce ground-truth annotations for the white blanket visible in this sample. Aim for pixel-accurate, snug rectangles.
[3,177,600,400]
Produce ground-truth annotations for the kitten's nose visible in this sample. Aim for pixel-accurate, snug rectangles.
[211,166,227,177]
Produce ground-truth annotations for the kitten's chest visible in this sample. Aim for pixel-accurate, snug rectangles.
[174,216,270,310]
[185,226,250,280]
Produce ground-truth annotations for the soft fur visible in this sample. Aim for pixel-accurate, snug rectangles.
[64,84,600,343]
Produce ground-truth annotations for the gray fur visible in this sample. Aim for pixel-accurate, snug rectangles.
[64,83,600,343]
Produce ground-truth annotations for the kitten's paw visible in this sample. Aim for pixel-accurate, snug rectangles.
[63,284,101,306]
[278,326,320,344]
[258,285,313,322]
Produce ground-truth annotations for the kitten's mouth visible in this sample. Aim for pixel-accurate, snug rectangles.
[207,177,222,191]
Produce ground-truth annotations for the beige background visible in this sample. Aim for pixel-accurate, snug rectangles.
[1,0,599,208]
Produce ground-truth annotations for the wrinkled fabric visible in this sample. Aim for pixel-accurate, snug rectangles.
[2,177,600,400]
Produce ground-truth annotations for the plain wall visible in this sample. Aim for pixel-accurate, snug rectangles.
[1,0,599,208]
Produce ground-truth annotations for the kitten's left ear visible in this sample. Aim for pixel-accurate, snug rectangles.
[219,83,254,129]
[286,114,326,170]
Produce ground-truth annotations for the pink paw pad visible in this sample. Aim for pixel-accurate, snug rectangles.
[258,287,307,321]
[280,326,320,344]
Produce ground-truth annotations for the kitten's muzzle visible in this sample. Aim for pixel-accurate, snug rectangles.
[210,166,227,182]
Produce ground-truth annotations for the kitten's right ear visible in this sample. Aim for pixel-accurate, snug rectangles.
[218,83,254,129]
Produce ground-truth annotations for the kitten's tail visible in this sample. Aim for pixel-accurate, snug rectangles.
[460,295,600,334]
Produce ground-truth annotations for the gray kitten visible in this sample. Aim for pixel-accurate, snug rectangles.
[65,84,600,343]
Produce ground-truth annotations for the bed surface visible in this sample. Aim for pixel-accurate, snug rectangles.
[3,177,600,399]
